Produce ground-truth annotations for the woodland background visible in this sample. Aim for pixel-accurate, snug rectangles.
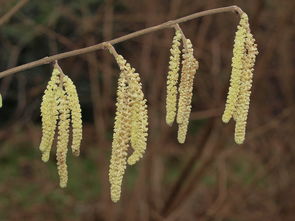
[0,0,294,220]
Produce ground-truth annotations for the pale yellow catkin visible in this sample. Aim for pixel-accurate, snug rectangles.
[109,56,131,202]
[56,85,71,188]
[222,13,248,123]
[234,14,258,144]
[63,75,82,156]
[166,29,182,126]
[39,68,59,162]
[127,68,148,165]
[177,39,199,143]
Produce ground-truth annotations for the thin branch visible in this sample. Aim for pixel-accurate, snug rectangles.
[0,0,29,26]
[0,5,243,78]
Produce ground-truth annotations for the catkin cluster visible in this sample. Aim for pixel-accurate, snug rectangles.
[108,48,148,203]
[39,63,82,188]
[165,28,199,143]
[222,13,258,144]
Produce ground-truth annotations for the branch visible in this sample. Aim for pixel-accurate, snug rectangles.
[0,0,29,26]
[0,5,243,78]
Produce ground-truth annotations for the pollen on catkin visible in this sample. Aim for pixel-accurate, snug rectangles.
[107,46,148,202]
[177,39,199,143]
[166,29,182,126]
[222,13,248,123]
[234,14,258,144]
[39,63,83,188]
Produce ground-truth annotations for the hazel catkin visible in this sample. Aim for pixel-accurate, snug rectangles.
[177,39,199,143]
[166,29,182,126]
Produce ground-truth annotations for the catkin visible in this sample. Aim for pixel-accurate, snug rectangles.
[56,86,71,188]
[222,13,248,123]
[128,69,148,165]
[39,68,59,162]
[109,56,131,202]
[166,29,182,126]
[64,76,83,156]
[234,14,258,144]
[177,39,199,143]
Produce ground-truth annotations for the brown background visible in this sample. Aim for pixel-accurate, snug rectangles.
[0,0,294,220]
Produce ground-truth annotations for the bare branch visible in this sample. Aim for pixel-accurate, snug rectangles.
[0,5,243,78]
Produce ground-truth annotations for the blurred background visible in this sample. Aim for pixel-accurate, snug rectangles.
[0,0,294,220]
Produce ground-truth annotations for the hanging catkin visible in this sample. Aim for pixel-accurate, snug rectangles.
[166,29,182,126]
[234,13,258,144]
[177,39,199,143]
[39,68,59,162]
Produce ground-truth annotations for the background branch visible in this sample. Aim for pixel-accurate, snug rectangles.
[0,0,29,26]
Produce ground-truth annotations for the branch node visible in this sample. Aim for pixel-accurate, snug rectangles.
[232,5,244,16]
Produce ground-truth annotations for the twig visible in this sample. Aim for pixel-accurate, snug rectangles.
[0,0,29,26]
[0,5,243,78]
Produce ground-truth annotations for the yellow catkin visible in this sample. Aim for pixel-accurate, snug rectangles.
[222,13,248,123]
[234,14,258,144]
[39,68,59,162]
[0,93,2,108]
[56,85,71,188]
[166,29,182,126]
[177,39,199,143]
[63,76,82,156]
[109,55,132,202]
[127,67,148,165]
